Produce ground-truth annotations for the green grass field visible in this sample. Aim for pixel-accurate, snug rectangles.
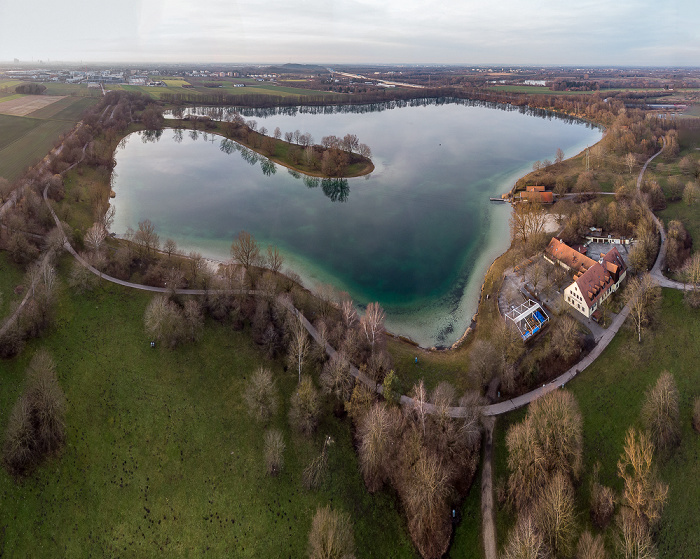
[0,94,96,182]
[0,114,41,151]
[0,80,24,92]
[0,118,75,181]
[162,79,191,87]
[0,94,23,104]
[0,265,420,557]
[492,289,700,557]
[39,82,103,97]
[658,201,700,256]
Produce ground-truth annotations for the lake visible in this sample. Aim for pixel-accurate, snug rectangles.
[111,100,602,347]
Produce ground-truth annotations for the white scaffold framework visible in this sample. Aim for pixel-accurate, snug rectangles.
[505,299,549,341]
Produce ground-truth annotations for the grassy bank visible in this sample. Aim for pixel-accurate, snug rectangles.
[491,289,700,557]
[0,260,418,557]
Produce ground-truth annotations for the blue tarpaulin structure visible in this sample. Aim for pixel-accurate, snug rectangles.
[505,300,549,341]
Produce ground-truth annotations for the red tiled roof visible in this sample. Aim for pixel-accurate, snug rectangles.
[546,238,596,272]
[575,262,614,309]
[526,185,546,192]
[601,247,627,281]
[521,191,554,203]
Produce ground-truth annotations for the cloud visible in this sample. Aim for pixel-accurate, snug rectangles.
[0,0,698,65]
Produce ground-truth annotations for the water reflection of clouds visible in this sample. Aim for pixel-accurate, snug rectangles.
[118,105,601,346]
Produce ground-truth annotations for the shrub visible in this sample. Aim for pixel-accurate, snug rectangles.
[289,375,321,436]
[641,371,680,455]
[244,367,278,424]
[3,396,36,475]
[576,530,607,559]
[3,350,66,476]
[307,505,355,559]
[534,472,576,558]
[263,429,285,476]
[692,396,700,434]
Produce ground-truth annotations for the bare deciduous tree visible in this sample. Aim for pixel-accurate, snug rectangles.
[360,302,385,355]
[577,530,607,559]
[616,507,657,559]
[244,367,278,424]
[552,315,581,361]
[144,295,183,348]
[85,223,107,255]
[303,434,333,490]
[535,472,576,558]
[507,415,547,511]
[358,143,372,159]
[682,181,700,206]
[357,403,397,492]
[265,245,283,273]
[409,381,428,436]
[3,350,66,476]
[510,202,548,245]
[319,351,354,403]
[641,371,680,455]
[341,298,358,330]
[163,238,178,259]
[307,504,355,559]
[617,428,668,529]
[529,390,584,480]
[287,315,311,384]
[555,148,565,164]
[502,514,546,559]
[625,274,662,343]
[316,283,338,318]
[590,462,616,529]
[230,230,260,269]
[403,448,452,559]
[289,375,320,437]
[264,428,285,476]
[132,219,159,257]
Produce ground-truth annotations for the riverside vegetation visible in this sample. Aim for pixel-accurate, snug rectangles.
[0,86,699,558]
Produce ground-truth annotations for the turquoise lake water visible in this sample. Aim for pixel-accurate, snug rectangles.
[112,100,601,347]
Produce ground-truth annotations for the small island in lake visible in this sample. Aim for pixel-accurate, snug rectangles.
[168,112,374,178]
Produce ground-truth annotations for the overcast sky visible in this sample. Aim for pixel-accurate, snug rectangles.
[0,0,698,66]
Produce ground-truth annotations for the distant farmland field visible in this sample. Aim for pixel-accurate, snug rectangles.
[162,79,191,87]
[41,82,103,97]
[0,94,23,104]
[0,94,96,182]
[28,96,98,120]
[0,80,24,92]
[0,114,40,151]
[0,118,75,181]
[0,95,66,117]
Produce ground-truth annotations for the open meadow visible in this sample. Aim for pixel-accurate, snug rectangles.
[492,289,700,558]
[0,258,419,557]
[0,95,97,181]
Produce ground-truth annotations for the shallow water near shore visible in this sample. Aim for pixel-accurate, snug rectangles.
[112,101,601,346]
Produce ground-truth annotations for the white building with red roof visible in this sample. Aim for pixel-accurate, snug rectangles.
[563,246,627,318]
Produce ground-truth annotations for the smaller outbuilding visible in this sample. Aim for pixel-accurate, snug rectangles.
[505,299,550,341]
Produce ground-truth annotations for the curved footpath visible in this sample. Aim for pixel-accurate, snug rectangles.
[35,142,677,419]
[3,131,678,559]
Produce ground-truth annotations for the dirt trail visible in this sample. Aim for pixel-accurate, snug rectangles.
[481,416,497,559]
